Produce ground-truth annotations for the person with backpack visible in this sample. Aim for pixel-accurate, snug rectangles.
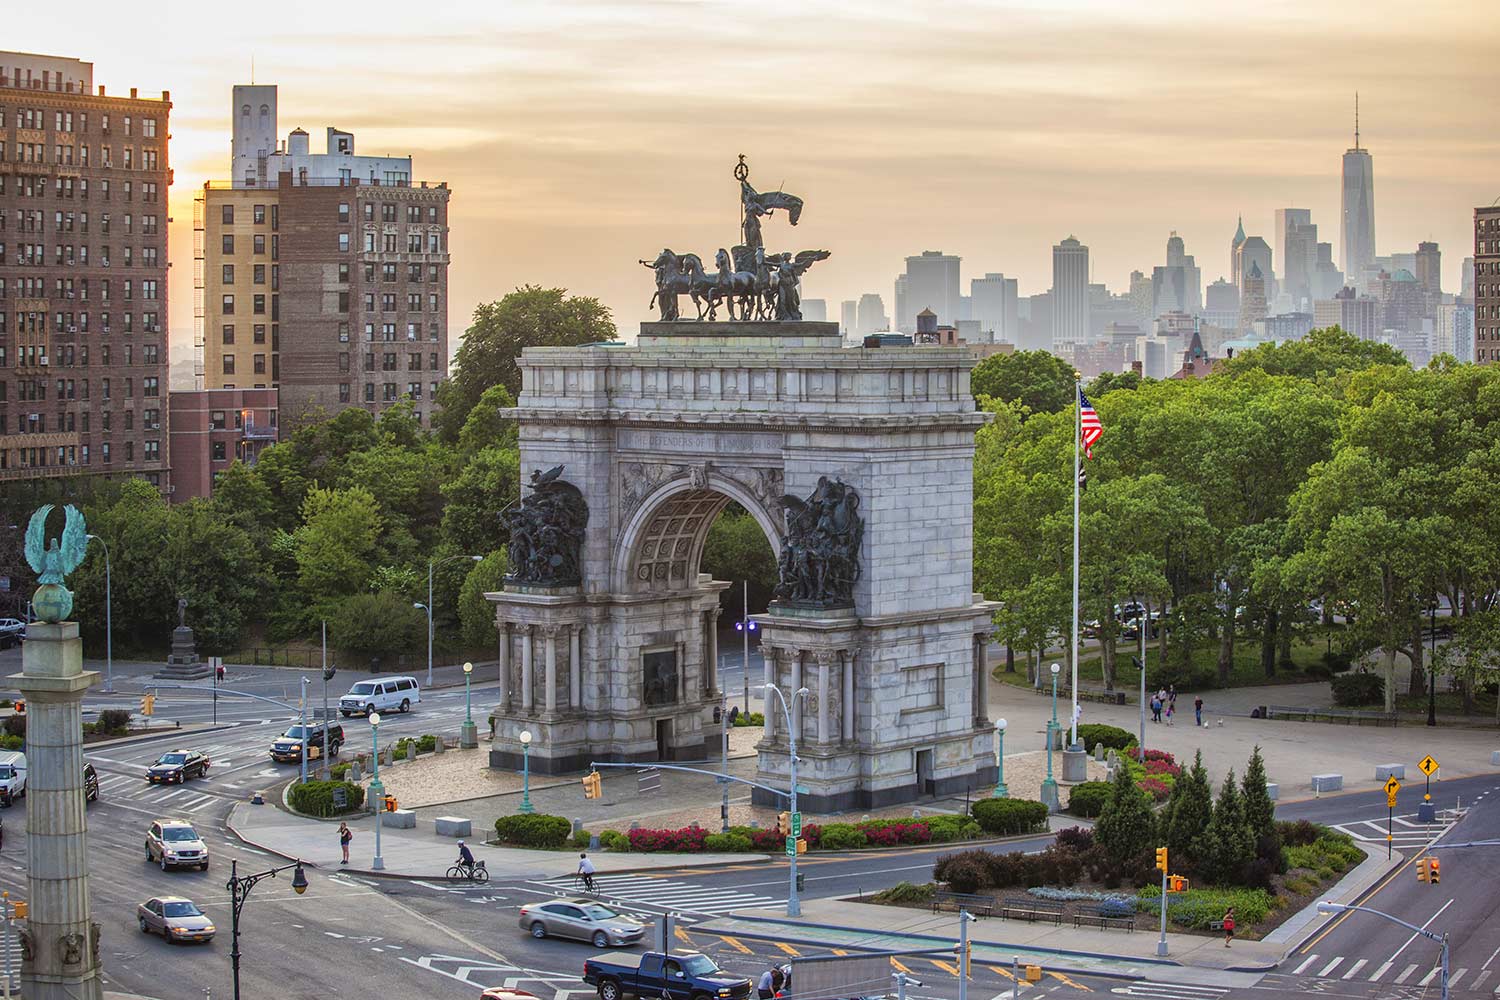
[338,821,352,864]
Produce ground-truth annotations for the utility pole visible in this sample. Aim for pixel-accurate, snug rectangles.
[298,676,310,786]
[742,581,751,714]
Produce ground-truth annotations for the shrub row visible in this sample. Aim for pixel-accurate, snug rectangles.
[1067,781,1112,818]
[1330,672,1384,707]
[494,813,572,849]
[391,734,439,757]
[730,711,765,728]
[1076,724,1135,752]
[971,797,1049,835]
[1137,885,1277,930]
[594,814,987,853]
[287,779,365,817]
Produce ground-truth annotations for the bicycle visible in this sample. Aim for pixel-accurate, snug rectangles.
[575,871,598,894]
[446,860,489,884]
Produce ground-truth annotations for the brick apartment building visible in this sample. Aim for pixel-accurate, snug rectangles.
[1476,206,1500,365]
[0,52,171,486]
[167,386,277,501]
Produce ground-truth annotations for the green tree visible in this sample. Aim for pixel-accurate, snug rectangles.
[1085,370,1142,397]
[1095,762,1155,871]
[701,507,778,614]
[293,487,384,604]
[435,286,615,440]
[1194,770,1254,885]
[161,500,271,653]
[457,385,519,458]
[329,590,426,665]
[970,350,1075,415]
[1222,325,1407,380]
[1161,750,1214,876]
[1241,745,1279,861]
[72,480,173,650]
[441,447,521,556]
[458,551,509,647]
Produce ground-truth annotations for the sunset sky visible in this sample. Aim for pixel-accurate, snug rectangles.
[15,0,1498,355]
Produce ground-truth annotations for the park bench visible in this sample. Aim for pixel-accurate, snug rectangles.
[997,897,1065,925]
[1266,705,1397,726]
[932,890,994,917]
[1073,901,1135,932]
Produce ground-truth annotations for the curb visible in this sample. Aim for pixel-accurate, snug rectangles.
[84,722,232,750]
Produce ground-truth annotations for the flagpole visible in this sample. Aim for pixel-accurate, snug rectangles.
[1071,372,1082,750]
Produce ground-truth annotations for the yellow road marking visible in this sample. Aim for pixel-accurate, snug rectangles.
[1048,972,1089,991]
[831,949,849,957]
[775,942,800,957]
[931,960,960,976]
[720,936,752,954]
[675,926,693,945]
[989,966,1017,981]
[891,959,913,974]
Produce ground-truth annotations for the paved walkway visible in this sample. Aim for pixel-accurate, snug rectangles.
[226,799,762,880]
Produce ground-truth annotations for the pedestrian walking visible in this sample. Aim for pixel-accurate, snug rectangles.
[339,821,352,864]
[1194,696,1204,727]
[1167,684,1177,708]
[1149,697,1159,722]
[1165,702,1174,725]
[1222,907,1235,947]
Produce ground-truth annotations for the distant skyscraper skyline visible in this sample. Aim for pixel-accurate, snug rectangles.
[899,250,961,332]
[1152,231,1202,319]
[970,273,1019,342]
[1051,236,1091,351]
[856,293,888,335]
[1341,96,1377,285]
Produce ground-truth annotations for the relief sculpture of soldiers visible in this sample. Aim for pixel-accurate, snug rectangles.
[774,476,864,609]
[501,465,590,587]
[639,155,830,322]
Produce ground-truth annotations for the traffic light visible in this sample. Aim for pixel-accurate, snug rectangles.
[582,770,602,799]
[1169,875,1188,893]
[1429,857,1440,884]
[1155,847,1168,873]
[1416,857,1430,882]
[778,811,790,837]
[795,838,807,855]
[11,901,25,920]
[139,694,156,716]
[11,700,22,715]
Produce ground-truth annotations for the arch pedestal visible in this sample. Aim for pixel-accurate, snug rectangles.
[487,321,998,806]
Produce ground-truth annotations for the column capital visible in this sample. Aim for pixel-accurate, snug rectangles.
[515,623,533,636]
[542,624,562,639]
[813,649,836,667]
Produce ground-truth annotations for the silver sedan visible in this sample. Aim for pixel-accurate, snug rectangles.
[517,899,646,948]
[137,896,216,944]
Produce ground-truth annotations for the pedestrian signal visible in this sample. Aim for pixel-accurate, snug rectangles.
[1416,858,1430,882]
[795,838,807,855]
[11,701,22,714]
[778,811,790,837]
[1155,847,1168,872]
[1168,875,1189,892]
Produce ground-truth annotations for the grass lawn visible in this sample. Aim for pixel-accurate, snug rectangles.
[993,634,1331,694]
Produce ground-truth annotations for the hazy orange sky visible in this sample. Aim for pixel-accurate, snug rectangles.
[16,0,1499,356]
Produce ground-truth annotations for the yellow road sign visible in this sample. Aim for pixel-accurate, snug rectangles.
[1387,790,1398,808]
[1418,755,1439,776]
[1384,776,1401,796]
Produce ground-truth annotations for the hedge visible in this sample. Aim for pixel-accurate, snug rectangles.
[595,815,987,854]
[971,798,1048,836]
[1067,781,1112,818]
[1331,672,1384,707]
[391,734,439,757]
[705,832,753,852]
[1076,724,1134,752]
[599,829,630,852]
[494,813,571,849]
[731,711,765,728]
[288,780,365,817]
[628,826,708,852]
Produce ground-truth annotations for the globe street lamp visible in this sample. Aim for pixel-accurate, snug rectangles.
[992,718,1008,798]
[368,711,385,871]
[422,554,483,686]
[85,533,113,693]
[460,661,477,748]
[1041,663,1061,812]
[226,858,308,1000]
[518,729,535,813]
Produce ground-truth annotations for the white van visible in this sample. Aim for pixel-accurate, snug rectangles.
[339,676,421,717]
[0,751,26,805]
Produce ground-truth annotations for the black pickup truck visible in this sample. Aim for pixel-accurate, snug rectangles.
[582,951,752,1000]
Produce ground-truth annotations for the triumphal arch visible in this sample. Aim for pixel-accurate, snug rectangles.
[487,160,997,809]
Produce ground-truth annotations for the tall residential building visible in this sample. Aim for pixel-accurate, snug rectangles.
[1203,278,1239,331]
[1239,261,1268,333]
[0,52,172,485]
[1472,207,1499,363]
[198,84,450,430]
[1414,242,1442,297]
[167,387,277,500]
[1377,269,1424,335]
[1151,231,1202,319]
[1314,286,1380,341]
[838,299,856,334]
[1461,256,1475,302]
[899,250,961,331]
[856,293,888,335]
[1128,270,1154,329]
[1341,100,1377,283]
[800,298,827,323]
[893,274,908,334]
[1312,242,1345,301]
[1051,236,1090,353]
[1276,209,1317,309]
[970,273,1018,341]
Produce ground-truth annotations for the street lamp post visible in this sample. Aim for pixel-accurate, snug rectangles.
[86,534,113,693]
[760,682,810,917]
[1428,601,1438,727]
[461,660,477,748]
[226,858,308,1000]
[518,730,535,813]
[1318,902,1449,1000]
[298,676,310,786]
[992,718,1008,797]
[423,554,483,687]
[320,621,336,780]
[368,712,385,870]
[1040,664,1061,812]
[1133,654,1147,760]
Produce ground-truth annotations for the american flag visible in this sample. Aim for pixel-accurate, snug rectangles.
[1079,389,1102,459]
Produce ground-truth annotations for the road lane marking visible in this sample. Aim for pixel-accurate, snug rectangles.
[1292,955,1320,975]
[1485,946,1500,971]
[1368,961,1392,981]
[1340,959,1367,979]
[774,942,799,957]
[1317,958,1343,977]
[831,949,849,956]
[891,959,913,974]
[1394,964,1418,983]
[1047,972,1089,991]
[1389,898,1454,963]
[1471,971,1492,991]
[1418,968,1440,987]
[930,960,960,976]
[719,936,752,954]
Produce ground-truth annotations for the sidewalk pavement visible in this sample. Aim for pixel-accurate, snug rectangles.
[226,799,766,880]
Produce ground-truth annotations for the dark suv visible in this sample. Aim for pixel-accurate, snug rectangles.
[270,724,344,763]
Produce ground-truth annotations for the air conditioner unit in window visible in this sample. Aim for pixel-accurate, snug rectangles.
[67,326,77,333]
[38,356,48,365]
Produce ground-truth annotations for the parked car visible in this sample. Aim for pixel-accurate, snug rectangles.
[137,896,216,943]
[84,761,99,803]
[146,749,211,784]
[270,723,344,763]
[0,751,26,806]
[518,899,646,948]
[0,619,24,650]
[339,675,420,716]
[583,952,752,1000]
[145,819,210,871]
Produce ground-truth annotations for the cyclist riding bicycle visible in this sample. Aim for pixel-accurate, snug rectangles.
[456,840,476,870]
[577,851,597,891]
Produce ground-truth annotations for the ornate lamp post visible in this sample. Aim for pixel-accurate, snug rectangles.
[85,533,112,693]
[992,718,1008,797]
[1427,601,1438,727]
[460,661,477,748]
[518,730,535,813]
[226,859,308,1000]
[368,712,385,871]
[1040,663,1061,812]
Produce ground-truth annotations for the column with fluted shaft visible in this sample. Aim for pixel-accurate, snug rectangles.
[11,621,103,1000]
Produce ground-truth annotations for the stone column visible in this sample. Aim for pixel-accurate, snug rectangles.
[569,625,582,711]
[543,626,559,716]
[816,651,832,745]
[762,646,776,740]
[12,622,103,1000]
[675,640,687,704]
[974,633,988,726]
[496,621,510,712]
[519,625,534,714]
[706,610,720,695]
[790,650,803,743]
[841,649,855,743]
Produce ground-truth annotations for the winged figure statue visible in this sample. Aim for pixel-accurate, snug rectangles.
[25,503,89,622]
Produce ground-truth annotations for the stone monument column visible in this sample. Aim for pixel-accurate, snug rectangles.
[543,626,558,716]
[496,622,510,711]
[12,621,103,1000]
[519,625,534,714]
[569,625,582,711]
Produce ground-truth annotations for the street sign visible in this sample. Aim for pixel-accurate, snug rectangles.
[1418,755,1439,776]
[332,785,347,809]
[1384,776,1401,796]
[790,812,802,837]
[1387,790,1398,808]
[785,836,797,858]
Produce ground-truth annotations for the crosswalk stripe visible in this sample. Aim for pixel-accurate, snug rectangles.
[1369,961,1393,981]
[1292,955,1320,975]
[1470,970,1491,991]
[1395,964,1418,983]
[1318,958,1343,977]
[1447,969,1467,989]
[1418,969,1439,987]
[1341,959,1367,980]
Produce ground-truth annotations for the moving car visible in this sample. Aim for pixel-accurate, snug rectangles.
[0,751,26,806]
[339,675,420,716]
[84,761,99,803]
[270,724,344,763]
[518,899,646,948]
[146,749,211,784]
[583,952,752,1000]
[137,896,216,943]
[145,819,210,871]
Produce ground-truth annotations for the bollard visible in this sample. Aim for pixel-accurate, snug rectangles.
[630,820,641,831]
[573,818,584,837]
[349,761,363,783]
[433,734,446,754]
[405,741,418,763]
